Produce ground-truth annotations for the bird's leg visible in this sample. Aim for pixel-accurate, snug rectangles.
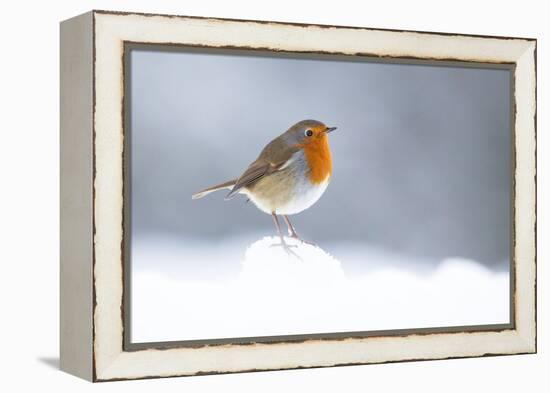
[282,215,298,237]
[283,215,316,246]
[271,213,291,247]
[271,213,299,256]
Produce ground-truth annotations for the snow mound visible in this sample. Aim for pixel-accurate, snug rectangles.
[131,237,510,343]
[240,236,345,286]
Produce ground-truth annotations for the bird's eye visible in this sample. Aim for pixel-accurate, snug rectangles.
[305,129,314,137]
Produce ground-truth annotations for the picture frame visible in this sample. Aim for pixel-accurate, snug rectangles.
[60,10,537,382]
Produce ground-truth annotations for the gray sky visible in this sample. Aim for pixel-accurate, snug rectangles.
[129,47,511,267]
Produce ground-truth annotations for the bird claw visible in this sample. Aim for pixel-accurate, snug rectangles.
[270,239,302,260]
[269,242,297,249]
[290,235,317,247]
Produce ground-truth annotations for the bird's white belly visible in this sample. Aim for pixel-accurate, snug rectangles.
[278,176,330,215]
[239,150,331,216]
[244,176,330,216]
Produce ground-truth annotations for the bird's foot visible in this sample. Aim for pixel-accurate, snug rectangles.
[270,238,302,259]
[289,234,317,247]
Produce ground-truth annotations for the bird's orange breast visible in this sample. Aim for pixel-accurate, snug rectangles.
[302,135,333,184]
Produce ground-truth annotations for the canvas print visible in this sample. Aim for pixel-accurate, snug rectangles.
[127,46,511,344]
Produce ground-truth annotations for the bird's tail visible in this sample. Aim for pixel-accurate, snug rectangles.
[192,179,237,200]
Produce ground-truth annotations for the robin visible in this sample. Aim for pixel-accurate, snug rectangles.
[192,119,337,250]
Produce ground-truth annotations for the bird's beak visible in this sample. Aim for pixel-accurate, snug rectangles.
[325,126,337,133]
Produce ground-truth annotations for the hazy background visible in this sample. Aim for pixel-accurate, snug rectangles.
[128,47,512,342]
[129,47,511,269]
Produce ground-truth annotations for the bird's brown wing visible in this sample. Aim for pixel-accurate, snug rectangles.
[225,136,301,200]
[224,158,288,200]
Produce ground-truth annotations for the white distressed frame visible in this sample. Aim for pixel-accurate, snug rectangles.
[60,10,536,381]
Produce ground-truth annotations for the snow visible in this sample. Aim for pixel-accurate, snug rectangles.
[131,236,509,343]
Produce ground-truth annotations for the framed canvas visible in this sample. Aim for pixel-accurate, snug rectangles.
[60,10,537,382]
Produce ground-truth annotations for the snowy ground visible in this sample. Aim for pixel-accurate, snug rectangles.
[131,236,509,343]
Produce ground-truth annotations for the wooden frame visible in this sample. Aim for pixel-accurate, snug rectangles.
[60,10,537,382]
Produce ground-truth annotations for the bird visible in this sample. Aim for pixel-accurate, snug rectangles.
[192,119,337,251]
